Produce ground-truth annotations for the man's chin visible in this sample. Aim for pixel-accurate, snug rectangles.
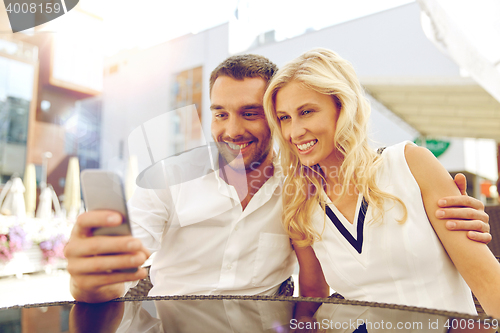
[228,162,248,172]
[219,151,245,168]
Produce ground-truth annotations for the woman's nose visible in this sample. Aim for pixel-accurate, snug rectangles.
[290,119,306,141]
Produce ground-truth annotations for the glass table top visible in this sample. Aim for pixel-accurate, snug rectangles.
[0,295,497,333]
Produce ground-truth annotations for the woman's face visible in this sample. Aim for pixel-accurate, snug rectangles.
[275,80,341,169]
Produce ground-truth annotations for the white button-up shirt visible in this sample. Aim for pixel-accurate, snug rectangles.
[127,147,296,296]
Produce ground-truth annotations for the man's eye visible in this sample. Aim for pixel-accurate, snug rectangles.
[302,110,312,115]
[244,113,257,117]
[215,113,226,118]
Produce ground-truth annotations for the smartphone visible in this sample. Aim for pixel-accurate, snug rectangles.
[80,169,137,272]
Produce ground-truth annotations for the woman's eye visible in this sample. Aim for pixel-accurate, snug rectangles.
[279,115,289,121]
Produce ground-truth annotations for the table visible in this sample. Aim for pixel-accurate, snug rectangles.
[0,215,72,277]
[0,295,498,332]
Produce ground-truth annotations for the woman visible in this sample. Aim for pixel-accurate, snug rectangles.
[263,48,500,316]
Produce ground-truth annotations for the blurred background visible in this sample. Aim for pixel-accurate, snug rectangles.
[0,0,499,311]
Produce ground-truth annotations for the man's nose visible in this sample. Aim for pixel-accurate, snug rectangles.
[225,116,245,139]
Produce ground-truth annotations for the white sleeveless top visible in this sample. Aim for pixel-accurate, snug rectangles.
[311,141,476,315]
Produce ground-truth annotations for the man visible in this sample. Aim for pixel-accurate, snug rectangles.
[64,54,490,303]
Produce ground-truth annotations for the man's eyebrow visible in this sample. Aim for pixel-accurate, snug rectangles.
[210,103,263,112]
[241,104,263,111]
[210,104,224,111]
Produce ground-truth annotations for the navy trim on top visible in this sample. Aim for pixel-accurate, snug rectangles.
[324,197,368,254]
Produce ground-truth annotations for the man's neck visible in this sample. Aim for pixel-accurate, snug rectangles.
[218,153,274,210]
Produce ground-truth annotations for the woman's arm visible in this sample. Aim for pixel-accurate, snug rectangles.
[405,144,500,318]
[294,245,330,298]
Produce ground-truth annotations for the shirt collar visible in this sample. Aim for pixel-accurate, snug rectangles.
[206,149,282,197]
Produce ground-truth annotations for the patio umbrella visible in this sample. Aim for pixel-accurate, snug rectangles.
[125,155,138,200]
[0,177,26,217]
[0,179,12,214]
[63,157,81,219]
[417,0,500,103]
[36,186,52,219]
[36,185,61,219]
[23,163,37,217]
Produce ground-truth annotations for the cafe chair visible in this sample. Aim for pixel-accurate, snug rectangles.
[124,267,295,297]
[472,255,500,316]
[330,292,345,299]
[472,205,500,315]
[485,205,500,257]
[124,266,153,297]
[276,276,294,296]
[469,205,500,315]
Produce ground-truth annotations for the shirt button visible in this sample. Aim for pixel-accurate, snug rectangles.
[227,264,232,270]
[235,225,239,231]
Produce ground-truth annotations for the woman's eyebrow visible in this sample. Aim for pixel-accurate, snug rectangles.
[296,103,319,111]
[277,103,319,114]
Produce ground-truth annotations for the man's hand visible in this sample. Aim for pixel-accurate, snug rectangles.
[437,173,491,244]
[64,211,150,303]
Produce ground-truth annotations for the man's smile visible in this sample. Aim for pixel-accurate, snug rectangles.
[226,141,252,150]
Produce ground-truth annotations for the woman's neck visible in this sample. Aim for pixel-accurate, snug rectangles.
[317,153,359,203]
[318,152,343,187]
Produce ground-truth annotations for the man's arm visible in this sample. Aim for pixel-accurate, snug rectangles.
[439,173,491,244]
[64,211,150,303]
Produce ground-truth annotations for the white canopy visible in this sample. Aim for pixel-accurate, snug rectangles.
[399,0,500,140]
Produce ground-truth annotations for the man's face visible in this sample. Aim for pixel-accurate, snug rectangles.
[210,76,272,171]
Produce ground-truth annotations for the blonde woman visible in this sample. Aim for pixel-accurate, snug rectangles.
[263,48,500,317]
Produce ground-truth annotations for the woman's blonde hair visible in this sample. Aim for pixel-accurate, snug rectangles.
[263,48,407,247]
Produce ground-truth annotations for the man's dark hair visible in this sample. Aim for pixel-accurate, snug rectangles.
[209,54,278,95]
